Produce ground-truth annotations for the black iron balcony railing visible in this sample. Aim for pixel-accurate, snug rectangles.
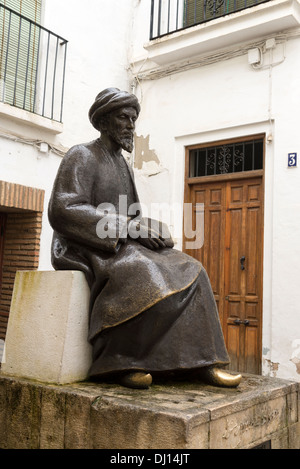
[0,3,68,123]
[150,0,271,40]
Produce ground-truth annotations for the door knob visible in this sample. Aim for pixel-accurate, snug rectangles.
[240,256,246,270]
[234,319,243,325]
[234,319,250,326]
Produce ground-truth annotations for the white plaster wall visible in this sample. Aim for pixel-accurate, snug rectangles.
[0,136,62,270]
[130,14,300,382]
[265,38,300,380]
[42,0,137,148]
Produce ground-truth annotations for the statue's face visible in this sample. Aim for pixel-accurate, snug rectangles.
[105,106,138,153]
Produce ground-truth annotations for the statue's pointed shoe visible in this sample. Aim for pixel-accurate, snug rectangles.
[201,367,242,388]
[120,372,153,389]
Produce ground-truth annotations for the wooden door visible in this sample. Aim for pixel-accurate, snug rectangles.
[185,177,263,374]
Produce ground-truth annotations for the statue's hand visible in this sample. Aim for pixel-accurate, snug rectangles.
[163,237,175,249]
[129,221,167,250]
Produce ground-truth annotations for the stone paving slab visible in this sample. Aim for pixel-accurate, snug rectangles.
[0,372,299,449]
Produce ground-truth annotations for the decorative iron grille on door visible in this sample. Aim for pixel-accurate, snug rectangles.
[189,137,264,177]
[0,0,68,122]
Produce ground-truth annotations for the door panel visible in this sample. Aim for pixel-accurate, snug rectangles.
[185,177,263,374]
[203,183,225,324]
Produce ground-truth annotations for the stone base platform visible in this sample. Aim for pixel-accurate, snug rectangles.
[0,373,299,449]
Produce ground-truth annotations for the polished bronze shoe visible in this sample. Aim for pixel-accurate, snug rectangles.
[120,372,153,389]
[201,367,242,388]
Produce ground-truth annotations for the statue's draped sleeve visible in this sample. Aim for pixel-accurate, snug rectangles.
[48,140,201,335]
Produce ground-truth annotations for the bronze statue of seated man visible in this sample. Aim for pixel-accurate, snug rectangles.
[48,88,241,390]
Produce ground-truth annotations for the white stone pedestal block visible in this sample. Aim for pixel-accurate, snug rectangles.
[1,271,92,385]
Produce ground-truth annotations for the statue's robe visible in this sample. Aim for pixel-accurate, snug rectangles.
[48,139,229,377]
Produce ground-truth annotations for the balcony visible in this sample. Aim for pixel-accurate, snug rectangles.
[144,0,300,66]
[150,0,273,39]
[0,3,68,123]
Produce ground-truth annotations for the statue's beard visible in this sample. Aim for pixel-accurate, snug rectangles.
[120,137,134,153]
[108,128,134,153]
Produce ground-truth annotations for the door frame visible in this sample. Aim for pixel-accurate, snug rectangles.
[183,133,265,373]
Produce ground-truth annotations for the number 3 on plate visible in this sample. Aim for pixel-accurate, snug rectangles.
[288,153,297,167]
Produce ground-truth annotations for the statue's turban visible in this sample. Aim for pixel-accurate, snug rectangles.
[88,88,141,131]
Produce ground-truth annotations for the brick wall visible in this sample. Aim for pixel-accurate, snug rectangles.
[0,212,43,340]
[0,181,45,340]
